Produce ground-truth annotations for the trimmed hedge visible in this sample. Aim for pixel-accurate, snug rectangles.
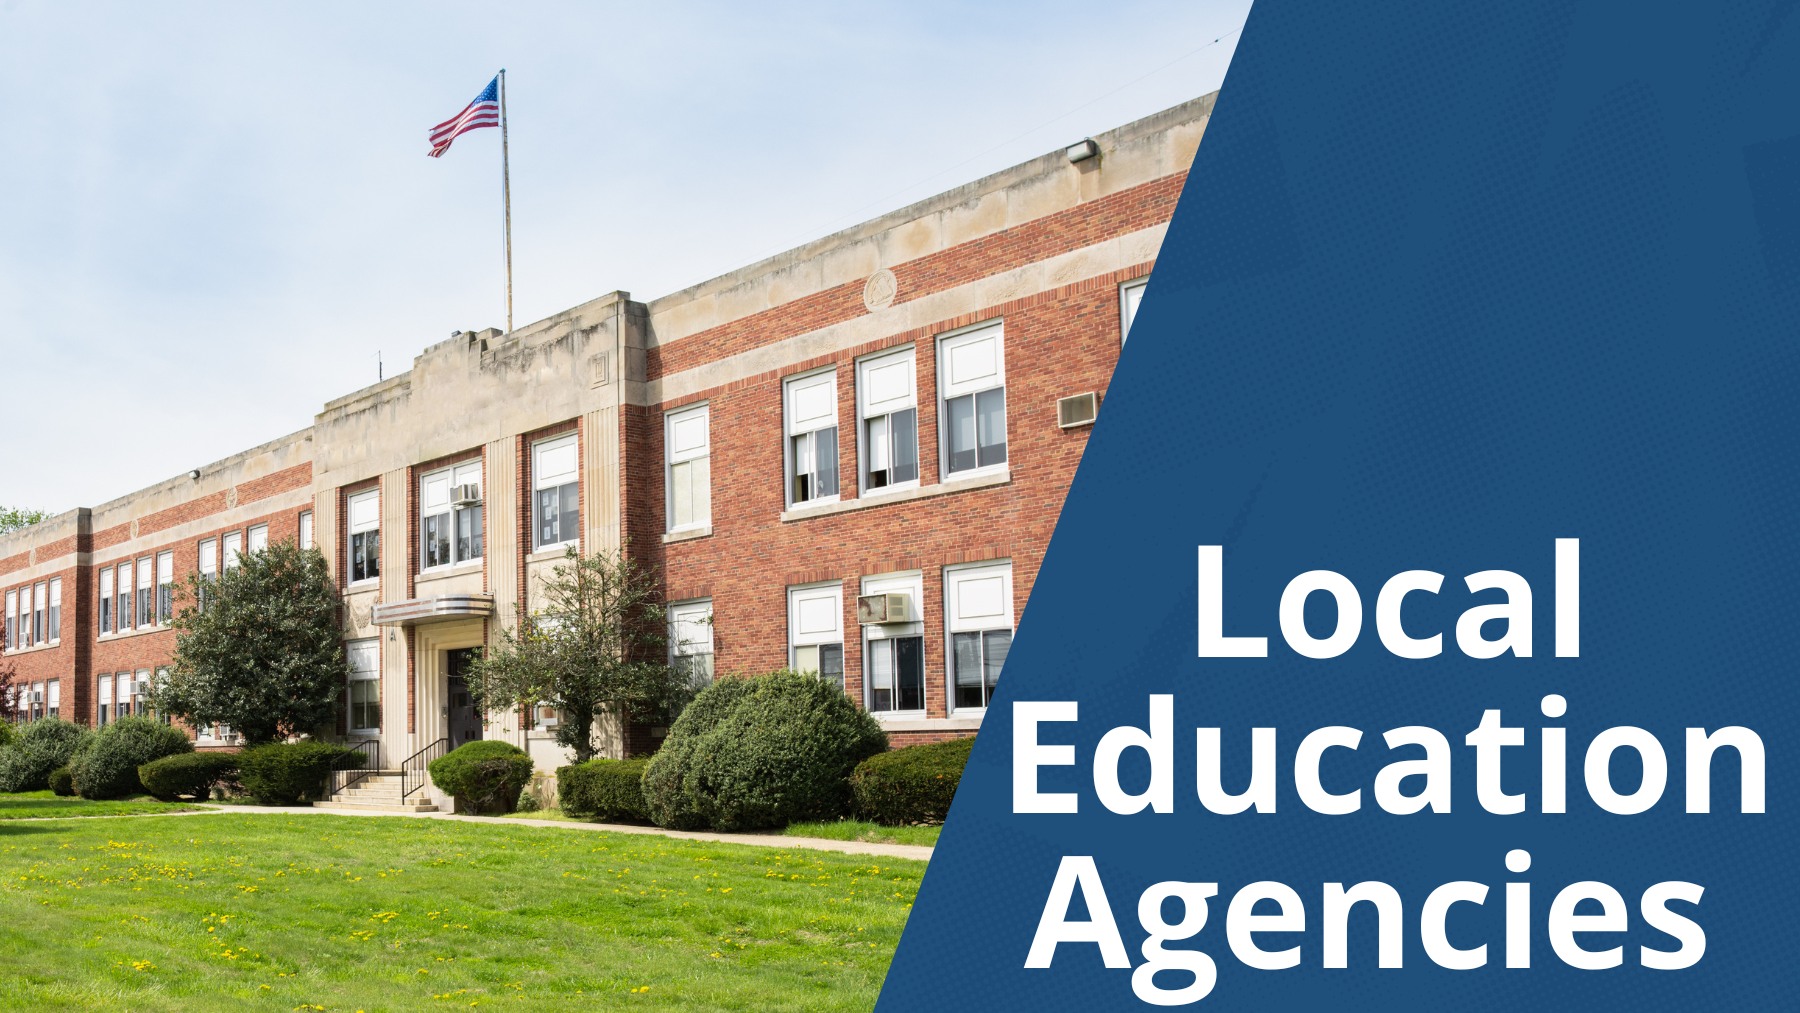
[0,718,93,793]
[48,766,73,796]
[642,670,888,832]
[428,740,533,815]
[237,741,360,805]
[71,717,193,800]
[140,752,240,802]
[557,758,651,821]
[851,735,975,826]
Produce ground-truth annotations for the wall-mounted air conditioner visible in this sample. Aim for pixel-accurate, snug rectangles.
[452,483,483,506]
[1057,392,1098,428]
[857,592,910,625]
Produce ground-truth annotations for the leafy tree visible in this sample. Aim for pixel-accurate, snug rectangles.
[0,506,50,535]
[153,539,345,744]
[467,546,690,764]
[0,660,21,723]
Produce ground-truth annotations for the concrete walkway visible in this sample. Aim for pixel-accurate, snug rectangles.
[170,804,935,862]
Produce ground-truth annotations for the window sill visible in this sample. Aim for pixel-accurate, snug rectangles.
[526,545,581,564]
[415,562,485,588]
[872,715,985,733]
[781,468,1010,523]
[662,526,713,544]
[96,626,168,644]
[347,579,380,591]
[3,641,61,656]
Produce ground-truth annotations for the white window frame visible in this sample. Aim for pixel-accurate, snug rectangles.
[856,347,920,497]
[115,562,131,638]
[936,321,1008,480]
[532,435,581,551]
[247,523,269,554]
[422,460,485,571]
[783,368,841,509]
[347,637,380,733]
[97,672,113,727]
[668,598,715,691]
[664,403,711,532]
[222,532,243,572]
[46,678,58,720]
[155,552,173,625]
[198,538,217,580]
[861,570,926,718]
[346,490,380,585]
[47,577,61,642]
[298,510,314,551]
[945,559,1015,716]
[4,588,14,651]
[1120,276,1149,344]
[787,582,844,688]
[31,582,44,645]
[134,560,153,629]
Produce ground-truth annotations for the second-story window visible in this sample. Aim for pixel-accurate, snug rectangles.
[135,560,153,628]
[32,582,45,644]
[47,578,61,642]
[247,524,268,554]
[155,553,172,624]
[1121,276,1148,343]
[858,348,918,493]
[115,562,131,636]
[97,568,112,634]
[939,322,1007,476]
[347,490,380,584]
[4,589,15,650]
[785,371,839,507]
[533,436,579,551]
[223,531,243,572]
[298,510,314,550]
[423,460,484,570]
[664,405,710,532]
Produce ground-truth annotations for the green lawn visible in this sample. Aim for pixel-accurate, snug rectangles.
[0,807,923,1011]
[0,791,210,819]
[782,821,940,848]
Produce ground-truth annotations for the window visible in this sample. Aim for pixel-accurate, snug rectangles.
[223,531,242,572]
[668,600,715,691]
[47,578,60,642]
[135,558,153,628]
[130,670,149,717]
[96,568,111,635]
[862,572,924,715]
[1121,276,1149,343]
[116,562,131,637]
[664,406,710,532]
[3,589,14,650]
[533,436,580,549]
[857,349,918,493]
[347,490,380,583]
[155,553,172,624]
[33,582,46,643]
[247,523,268,554]
[348,637,380,732]
[938,323,1007,476]
[422,460,483,569]
[946,561,1014,712]
[29,681,43,721]
[96,673,112,727]
[150,669,171,723]
[298,510,314,550]
[46,679,58,720]
[784,371,839,506]
[788,583,844,689]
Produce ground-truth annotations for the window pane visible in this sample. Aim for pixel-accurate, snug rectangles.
[458,505,483,562]
[795,644,818,674]
[692,456,710,525]
[559,483,579,546]
[896,636,923,711]
[366,529,379,578]
[819,643,844,689]
[351,532,367,582]
[537,488,558,546]
[816,426,838,497]
[424,513,450,568]
[791,434,812,502]
[947,394,977,472]
[976,387,1007,467]
[865,415,888,487]
[891,409,918,484]
[983,629,1011,698]
[671,461,692,527]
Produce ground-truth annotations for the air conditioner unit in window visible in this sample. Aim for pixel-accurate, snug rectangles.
[452,483,483,506]
[857,592,910,625]
[1057,392,1099,428]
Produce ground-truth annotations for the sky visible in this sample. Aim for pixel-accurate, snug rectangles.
[0,0,1248,513]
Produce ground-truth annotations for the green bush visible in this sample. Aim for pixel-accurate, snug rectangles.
[48,766,73,796]
[558,758,651,821]
[0,718,94,793]
[140,752,240,802]
[0,722,14,748]
[70,717,193,800]
[642,670,888,832]
[515,786,541,812]
[851,736,975,826]
[428,740,533,815]
[237,741,359,805]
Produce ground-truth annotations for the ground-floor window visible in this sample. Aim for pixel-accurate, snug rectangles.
[867,636,924,713]
[348,637,380,732]
[787,583,842,690]
[946,560,1014,713]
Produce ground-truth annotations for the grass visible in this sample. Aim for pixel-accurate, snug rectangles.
[0,807,924,1011]
[782,821,940,848]
[0,791,211,820]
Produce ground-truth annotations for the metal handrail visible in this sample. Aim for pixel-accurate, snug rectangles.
[399,737,450,802]
[327,738,381,797]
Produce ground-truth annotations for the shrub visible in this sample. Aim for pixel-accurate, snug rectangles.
[558,758,651,821]
[140,752,240,802]
[0,718,94,793]
[428,740,533,815]
[0,722,14,748]
[515,786,541,812]
[70,717,193,799]
[237,741,359,805]
[48,766,73,796]
[643,670,888,832]
[851,736,975,826]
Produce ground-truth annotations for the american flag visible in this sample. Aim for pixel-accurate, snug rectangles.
[428,76,500,158]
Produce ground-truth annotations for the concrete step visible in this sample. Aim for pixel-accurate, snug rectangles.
[314,799,439,813]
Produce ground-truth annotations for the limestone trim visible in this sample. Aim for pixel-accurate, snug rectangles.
[84,486,318,570]
[778,470,1011,524]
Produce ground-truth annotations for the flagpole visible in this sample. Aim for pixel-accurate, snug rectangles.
[500,68,513,334]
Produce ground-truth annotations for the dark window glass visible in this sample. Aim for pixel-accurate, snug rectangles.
[537,483,580,548]
[953,629,1011,710]
[351,529,380,582]
[423,512,451,568]
[895,636,923,711]
[819,643,844,689]
[117,589,130,636]
[890,409,918,484]
[792,427,839,503]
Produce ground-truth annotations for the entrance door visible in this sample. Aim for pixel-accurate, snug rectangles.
[446,648,484,747]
